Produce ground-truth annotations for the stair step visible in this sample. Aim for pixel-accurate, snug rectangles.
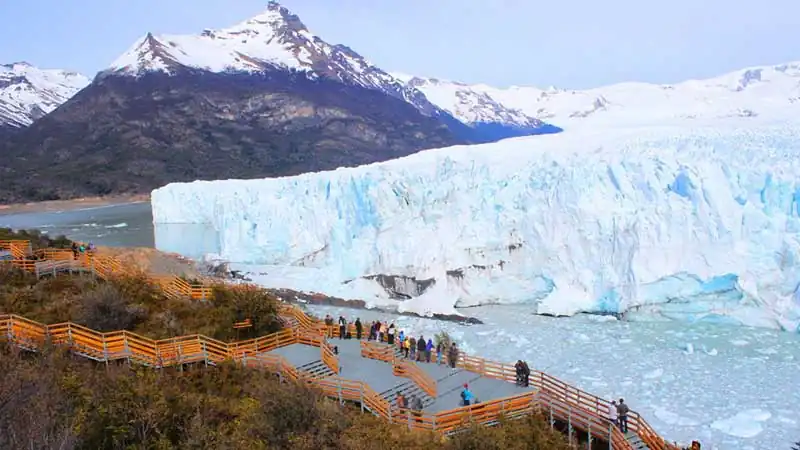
[296,360,335,379]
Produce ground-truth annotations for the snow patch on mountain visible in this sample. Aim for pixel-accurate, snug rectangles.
[0,62,89,127]
[401,62,800,127]
[393,74,545,129]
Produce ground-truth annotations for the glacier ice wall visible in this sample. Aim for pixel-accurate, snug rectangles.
[152,121,800,331]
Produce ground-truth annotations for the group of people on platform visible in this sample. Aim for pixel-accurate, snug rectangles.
[320,313,703,449]
[322,315,463,369]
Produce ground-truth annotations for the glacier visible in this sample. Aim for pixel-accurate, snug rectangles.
[152,120,800,332]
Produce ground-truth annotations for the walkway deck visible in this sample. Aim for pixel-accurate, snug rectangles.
[0,241,683,450]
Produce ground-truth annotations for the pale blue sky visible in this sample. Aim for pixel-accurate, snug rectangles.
[1,0,798,88]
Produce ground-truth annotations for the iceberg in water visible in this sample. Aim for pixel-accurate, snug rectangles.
[152,120,800,332]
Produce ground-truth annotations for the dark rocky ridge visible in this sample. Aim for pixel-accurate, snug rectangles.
[0,70,464,203]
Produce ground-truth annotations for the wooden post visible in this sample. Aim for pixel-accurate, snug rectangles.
[567,405,574,447]
[608,423,613,450]
[103,337,109,367]
[587,421,592,450]
[203,341,208,366]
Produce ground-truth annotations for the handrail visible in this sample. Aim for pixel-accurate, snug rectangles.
[453,354,680,449]
[0,249,683,447]
[360,340,395,363]
[0,240,31,259]
[393,359,437,397]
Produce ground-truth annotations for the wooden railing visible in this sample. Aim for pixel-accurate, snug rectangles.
[1,314,297,367]
[360,340,395,363]
[320,339,340,374]
[453,353,679,450]
[393,359,437,397]
[0,240,31,259]
[0,249,682,447]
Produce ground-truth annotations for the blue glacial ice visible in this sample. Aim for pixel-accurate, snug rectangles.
[152,120,800,332]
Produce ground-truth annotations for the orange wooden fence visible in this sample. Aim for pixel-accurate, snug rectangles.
[0,246,681,447]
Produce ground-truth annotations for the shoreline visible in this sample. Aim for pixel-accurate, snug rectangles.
[265,287,484,325]
[0,194,150,216]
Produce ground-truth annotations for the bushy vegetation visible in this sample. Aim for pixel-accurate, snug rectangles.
[0,259,571,449]
[0,347,570,450]
[0,267,282,341]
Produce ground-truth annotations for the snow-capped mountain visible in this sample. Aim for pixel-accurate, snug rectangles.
[393,73,545,129]
[398,62,800,127]
[104,1,440,116]
[0,62,89,128]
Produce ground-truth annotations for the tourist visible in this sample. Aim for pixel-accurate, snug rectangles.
[345,320,353,339]
[460,383,473,406]
[436,341,443,364]
[617,398,630,433]
[448,342,459,369]
[409,336,417,360]
[515,360,524,385]
[403,335,411,358]
[355,318,362,340]
[338,316,347,339]
[387,323,396,345]
[521,360,530,387]
[396,393,407,410]
[411,395,423,421]
[398,329,404,345]
[425,338,433,363]
[379,322,387,342]
[71,242,79,260]
[416,335,426,362]
[607,400,618,427]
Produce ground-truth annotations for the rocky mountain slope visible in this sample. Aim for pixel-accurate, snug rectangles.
[401,62,800,127]
[0,62,89,128]
[0,3,470,203]
[0,70,461,203]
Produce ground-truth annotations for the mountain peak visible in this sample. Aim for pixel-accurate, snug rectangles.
[0,62,89,127]
[105,4,440,115]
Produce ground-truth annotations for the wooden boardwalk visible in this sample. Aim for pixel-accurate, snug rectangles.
[0,240,683,450]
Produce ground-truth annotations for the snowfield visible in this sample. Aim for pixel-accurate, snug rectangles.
[152,119,800,333]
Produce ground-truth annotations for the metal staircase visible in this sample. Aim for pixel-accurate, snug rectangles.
[380,380,435,408]
[297,360,336,379]
[625,431,650,449]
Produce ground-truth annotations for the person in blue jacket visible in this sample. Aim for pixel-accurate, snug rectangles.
[460,383,474,406]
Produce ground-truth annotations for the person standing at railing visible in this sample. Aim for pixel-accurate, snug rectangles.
[515,360,524,385]
[617,398,630,433]
[436,342,443,365]
[607,400,619,428]
[355,318,362,340]
[425,338,433,363]
[338,316,347,339]
[416,335,426,362]
[379,322,387,342]
[403,335,411,358]
[447,342,459,369]
[521,360,530,387]
[409,336,417,360]
[387,323,396,345]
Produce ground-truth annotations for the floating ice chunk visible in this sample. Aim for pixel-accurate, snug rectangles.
[643,368,664,379]
[654,407,702,426]
[710,409,772,438]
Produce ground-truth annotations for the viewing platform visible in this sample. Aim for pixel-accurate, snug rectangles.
[0,240,682,449]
